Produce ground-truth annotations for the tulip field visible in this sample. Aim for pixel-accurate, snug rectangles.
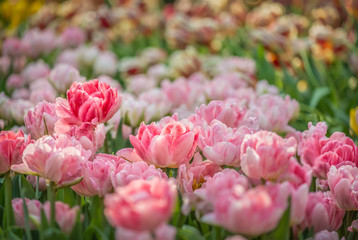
[0,0,358,239]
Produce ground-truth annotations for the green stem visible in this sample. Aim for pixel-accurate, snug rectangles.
[4,173,13,228]
[35,176,40,199]
[47,181,56,227]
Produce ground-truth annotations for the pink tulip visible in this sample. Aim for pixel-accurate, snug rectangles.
[298,122,358,178]
[177,153,221,196]
[203,183,290,236]
[12,134,91,187]
[348,219,358,232]
[277,158,312,188]
[12,198,42,229]
[71,154,119,197]
[216,57,256,78]
[98,75,122,93]
[240,131,297,181]
[0,130,32,174]
[6,74,25,91]
[195,169,249,213]
[2,37,23,58]
[189,100,246,130]
[25,101,58,139]
[115,223,176,240]
[111,161,168,188]
[61,27,86,48]
[140,47,167,67]
[327,165,358,210]
[310,230,340,240]
[225,236,248,240]
[48,64,85,94]
[10,99,34,125]
[56,49,79,68]
[199,121,255,167]
[127,74,157,96]
[302,192,344,232]
[43,201,81,234]
[21,28,58,58]
[55,79,122,133]
[22,60,50,83]
[94,52,118,76]
[29,78,57,103]
[290,183,309,225]
[104,178,177,231]
[26,175,47,191]
[129,118,198,168]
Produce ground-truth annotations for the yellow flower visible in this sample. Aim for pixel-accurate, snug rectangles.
[350,107,358,135]
[0,0,43,30]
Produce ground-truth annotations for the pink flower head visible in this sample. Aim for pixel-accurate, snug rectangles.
[61,27,86,48]
[199,121,255,167]
[240,131,297,181]
[189,100,246,130]
[127,74,157,96]
[25,101,58,139]
[12,134,91,188]
[311,230,340,240]
[43,201,81,234]
[104,178,177,231]
[177,153,221,196]
[12,198,42,229]
[111,161,168,188]
[277,158,312,189]
[56,49,79,68]
[298,122,358,178]
[71,153,119,197]
[55,79,122,133]
[130,118,198,168]
[348,219,358,232]
[0,130,32,174]
[10,99,34,125]
[49,64,85,94]
[302,192,345,232]
[22,60,50,84]
[327,165,358,210]
[195,169,249,212]
[290,183,309,226]
[251,94,299,132]
[94,51,118,76]
[115,223,176,240]
[29,78,57,104]
[21,28,58,58]
[6,74,25,91]
[2,37,23,58]
[203,183,290,236]
[26,175,47,191]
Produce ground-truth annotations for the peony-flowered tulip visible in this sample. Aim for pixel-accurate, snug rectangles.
[327,165,358,210]
[55,79,122,133]
[25,101,58,139]
[12,134,91,188]
[298,122,358,178]
[104,178,177,231]
[22,60,50,84]
[301,192,344,232]
[71,154,119,197]
[129,118,198,168]
[240,130,297,181]
[111,161,168,188]
[202,183,290,236]
[0,130,32,175]
[48,64,85,94]
[115,223,176,240]
[199,121,255,167]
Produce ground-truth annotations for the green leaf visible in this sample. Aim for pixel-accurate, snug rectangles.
[19,175,35,199]
[84,225,109,240]
[309,87,330,108]
[177,225,205,240]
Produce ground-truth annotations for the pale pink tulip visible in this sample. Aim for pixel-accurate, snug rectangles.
[140,47,167,67]
[29,78,57,103]
[290,183,309,225]
[26,175,47,191]
[2,38,23,58]
[94,52,117,76]
[12,198,42,229]
[25,101,58,139]
[48,64,85,94]
[129,119,198,168]
[6,74,25,91]
[104,178,177,231]
[327,165,358,210]
[203,183,290,236]
[21,28,58,58]
[348,219,358,232]
[309,230,340,240]
[0,130,32,174]
[11,88,30,100]
[22,60,50,83]
[56,49,79,68]
[43,201,81,234]
[98,75,122,92]
[240,131,297,181]
[10,99,34,125]
[55,80,122,133]
[115,223,176,240]
[71,153,119,197]
[127,74,157,96]
[199,121,255,167]
[111,161,168,188]
[302,192,344,232]
[12,134,91,187]
[61,27,86,48]
[298,122,358,178]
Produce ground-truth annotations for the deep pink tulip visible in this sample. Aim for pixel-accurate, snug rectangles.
[55,80,122,133]
[0,130,32,174]
[104,178,177,231]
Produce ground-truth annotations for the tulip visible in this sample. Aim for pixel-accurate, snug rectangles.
[104,178,177,231]
[48,64,85,94]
